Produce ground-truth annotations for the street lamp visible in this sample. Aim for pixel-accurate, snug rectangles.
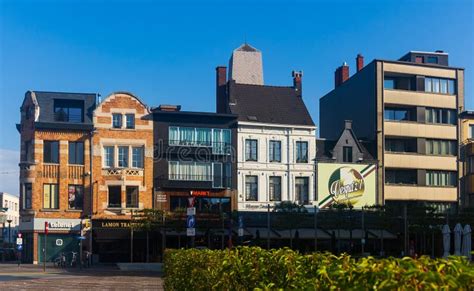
[7,219,12,246]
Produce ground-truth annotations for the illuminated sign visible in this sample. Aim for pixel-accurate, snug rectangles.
[190,190,210,197]
[317,163,376,209]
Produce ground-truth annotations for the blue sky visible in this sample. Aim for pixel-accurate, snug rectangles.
[0,0,473,194]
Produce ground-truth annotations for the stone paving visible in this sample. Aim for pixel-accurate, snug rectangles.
[0,264,164,290]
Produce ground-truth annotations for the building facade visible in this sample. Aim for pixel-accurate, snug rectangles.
[0,192,20,245]
[91,92,154,263]
[17,91,95,263]
[216,44,317,211]
[460,111,474,207]
[320,51,464,211]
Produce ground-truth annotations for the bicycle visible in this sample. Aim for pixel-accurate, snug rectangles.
[70,251,78,267]
[53,253,66,268]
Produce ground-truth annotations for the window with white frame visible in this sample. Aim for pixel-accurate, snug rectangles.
[112,114,122,128]
[269,141,281,162]
[245,139,258,161]
[126,114,135,129]
[104,146,114,168]
[245,175,258,201]
[118,146,129,168]
[103,145,144,169]
[132,147,144,168]
[296,141,308,163]
[169,126,231,153]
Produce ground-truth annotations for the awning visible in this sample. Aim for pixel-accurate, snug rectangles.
[368,229,397,239]
[272,229,331,240]
[246,227,280,239]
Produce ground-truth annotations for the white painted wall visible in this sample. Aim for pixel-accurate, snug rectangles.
[236,122,316,211]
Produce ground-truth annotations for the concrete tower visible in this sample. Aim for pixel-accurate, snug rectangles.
[229,43,264,85]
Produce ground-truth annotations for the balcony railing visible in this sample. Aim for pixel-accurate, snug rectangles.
[164,174,232,189]
[167,140,232,154]
[102,168,144,176]
[68,165,84,179]
[42,164,59,178]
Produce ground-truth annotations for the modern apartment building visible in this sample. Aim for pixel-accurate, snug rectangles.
[17,91,95,263]
[91,92,154,263]
[0,192,20,245]
[152,105,238,215]
[216,44,316,211]
[320,51,464,211]
[460,111,474,207]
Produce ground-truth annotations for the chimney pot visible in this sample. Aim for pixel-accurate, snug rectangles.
[216,66,228,113]
[356,54,364,72]
[292,70,303,97]
[158,105,181,112]
[344,120,353,129]
[334,63,350,88]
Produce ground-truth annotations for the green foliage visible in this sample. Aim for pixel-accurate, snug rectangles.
[164,247,474,290]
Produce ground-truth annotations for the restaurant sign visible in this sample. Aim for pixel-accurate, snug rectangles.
[317,163,377,209]
[92,220,131,229]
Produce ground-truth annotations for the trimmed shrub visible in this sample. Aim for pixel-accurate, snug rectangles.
[164,247,474,290]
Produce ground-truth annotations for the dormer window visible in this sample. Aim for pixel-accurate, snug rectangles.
[126,114,135,129]
[54,99,83,123]
[112,114,122,128]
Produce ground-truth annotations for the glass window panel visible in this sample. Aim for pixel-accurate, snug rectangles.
[126,114,135,129]
[169,127,179,145]
[112,114,122,128]
[470,125,474,139]
[384,79,395,89]
[432,78,440,93]
[118,146,129,168]
[68,185,83,209]
[245,139,258,161]
[196,128,211,146]
[108,186,121,208]
[132,147,143,168]
[104,146,114,168]
[296,141,308,163]
[44,141,59,164]
[425,78,432,92]
[245,176,258,201]
[440,79,448,94]
[448,80,456,95]
[269,176,281,201]
[126,186,139,208]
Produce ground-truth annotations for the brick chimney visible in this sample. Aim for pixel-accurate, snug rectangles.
[158,105,181,112]
[292,70,303,97]
[356,54,364,72]
[334,62,349,88]
[216,66,227,113]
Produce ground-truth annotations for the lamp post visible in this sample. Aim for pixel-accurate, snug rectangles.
[7,219,12,246]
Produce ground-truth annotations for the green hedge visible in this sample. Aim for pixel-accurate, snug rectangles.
[164,247,474,290]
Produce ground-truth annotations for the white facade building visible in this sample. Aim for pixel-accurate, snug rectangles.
[216,44,316,211]
[0,192,20,243]
[237,122,316,211]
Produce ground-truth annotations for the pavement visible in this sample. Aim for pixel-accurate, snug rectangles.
[0,263,164,290]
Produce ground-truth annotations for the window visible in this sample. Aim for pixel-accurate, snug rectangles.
[213,163,223,188]
[108,186,121,208]
[269,176,281,201]
[245,176,258,201]
[427,56,438,64]
[126,186,139,208]
[343,146,353,162]
[385,138,417,153]
[425,139,457,155]
[213,128,231,154]
[468,156,474,174]
[245,139,258,161]
[384,107,415,121]
[295,177,309,205]
[470,125,474,139]
[43,184,59,209]
[415,56,424,63]
[170,196,231,214]
[22,183,32,209]
[169,161,212,181]
[269,141,281,162]
[104,146,115,168]
[425,108,457,125]
[296,141,308,163]
[132,147,143,168]
[425,77,456,94]
[384,78,395,89]
[385,169,417,185]
[426,171,456,186]
[112,114,122,128]
[169,126,230,153]
[118,146,129,168]
[68,185,83,210]
[124,114,135,129]
[24,141,31,162]
[54,99,83,123]
[68,142,84,165]
[43,141,59,164]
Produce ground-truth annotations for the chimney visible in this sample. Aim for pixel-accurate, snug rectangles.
[356,54,364,72]
[292,70,303,97]
[216,66,227,113]
[334,62,349,88]
[344,120,352,130]
[158,105,181,112]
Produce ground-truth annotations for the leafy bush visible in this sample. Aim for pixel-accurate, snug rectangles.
[164,247,474,290]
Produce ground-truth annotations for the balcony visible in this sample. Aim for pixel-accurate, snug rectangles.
[102,168,144,176]
[384,121,457,139]
[159,140,232,155]
[384,153,457,171]
[384,184,457,202]
[68,165,84,179]
[42,164,59,179]
[157,174,231,190]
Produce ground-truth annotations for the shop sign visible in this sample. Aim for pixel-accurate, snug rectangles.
[32,218,81,231]
[190,190,210,197]
[156,194,167,203]
[56,239,63,246]
[93,220,131,229]
[317,163,377,209]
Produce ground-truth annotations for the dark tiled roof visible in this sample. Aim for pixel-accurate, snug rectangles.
[228,82,314,126]
[32,91,96,124]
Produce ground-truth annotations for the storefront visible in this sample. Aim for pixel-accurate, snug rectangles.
[19,217,81,264]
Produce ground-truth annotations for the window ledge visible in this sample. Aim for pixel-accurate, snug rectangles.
[65,209,83,212]
[40,209,60,212]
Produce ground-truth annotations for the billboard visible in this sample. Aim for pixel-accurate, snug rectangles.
[317,163,377,209]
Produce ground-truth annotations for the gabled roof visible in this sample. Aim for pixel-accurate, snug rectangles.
[228,82,315,126]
